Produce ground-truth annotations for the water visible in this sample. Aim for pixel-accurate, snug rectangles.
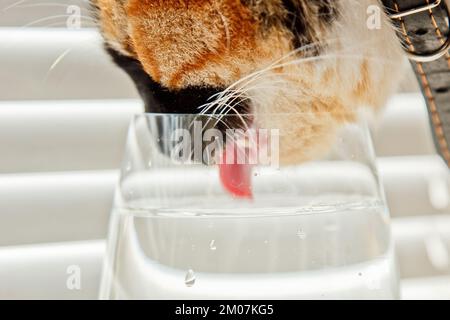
[100,199,399,299]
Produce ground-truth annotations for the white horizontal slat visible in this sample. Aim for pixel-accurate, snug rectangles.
[0,159,448,247]
[372,93,435,156]
[0,100,142,173]
[378,155,450,217]
[401,276,450,300]
[0,28,435,156]
[0,28,138,100]
[0,0,92,28]
[0,240,104,300]
[0,94,437,172]
[0,240,446,300]
[0,171,118,246]
[0,169,448,279]
[393,215,450,279]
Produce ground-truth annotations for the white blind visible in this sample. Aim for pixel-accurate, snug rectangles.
[0,0,449,300]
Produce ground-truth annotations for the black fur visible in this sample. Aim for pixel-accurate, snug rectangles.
[281,0,309,48]
[106,46,224,114]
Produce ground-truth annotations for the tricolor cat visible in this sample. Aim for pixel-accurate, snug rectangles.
[92,0,405,195]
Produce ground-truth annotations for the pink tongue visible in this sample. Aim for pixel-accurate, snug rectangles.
[219,142,254,199]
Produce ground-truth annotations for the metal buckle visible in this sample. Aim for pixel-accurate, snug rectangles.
[389,0,450,62]
[389,0,442,18]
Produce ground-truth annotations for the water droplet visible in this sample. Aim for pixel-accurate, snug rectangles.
[264,240,269,245]
[185,269,196,287]
[125,162,132,171]
[253,172,258,177]
[296,229,307,239]
[209,240,217,251]
[147,160,152,167]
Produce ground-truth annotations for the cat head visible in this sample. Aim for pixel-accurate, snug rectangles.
[93,0,404,163]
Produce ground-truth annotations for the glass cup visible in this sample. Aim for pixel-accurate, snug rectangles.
[99,112,399,300]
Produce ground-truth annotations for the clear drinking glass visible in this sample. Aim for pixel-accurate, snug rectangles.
[100,112,399,300]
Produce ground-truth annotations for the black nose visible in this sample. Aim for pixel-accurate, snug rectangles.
[142,82,225,114]
[105,45,225,114]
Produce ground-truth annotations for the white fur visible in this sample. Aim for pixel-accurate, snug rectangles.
[222,0,406,163]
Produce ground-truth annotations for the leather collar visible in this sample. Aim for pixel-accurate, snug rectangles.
[381,0,450,168]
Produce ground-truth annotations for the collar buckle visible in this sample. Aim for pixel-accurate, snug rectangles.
[388,0,450,62]
[388,0,442,19]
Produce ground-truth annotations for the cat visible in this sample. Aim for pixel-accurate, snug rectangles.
[92,0,405,165]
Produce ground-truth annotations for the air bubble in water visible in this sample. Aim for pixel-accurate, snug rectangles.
[185,269,196,287]
[209,240,217,251]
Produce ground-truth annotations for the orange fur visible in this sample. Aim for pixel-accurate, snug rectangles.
[93,0,404,164]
